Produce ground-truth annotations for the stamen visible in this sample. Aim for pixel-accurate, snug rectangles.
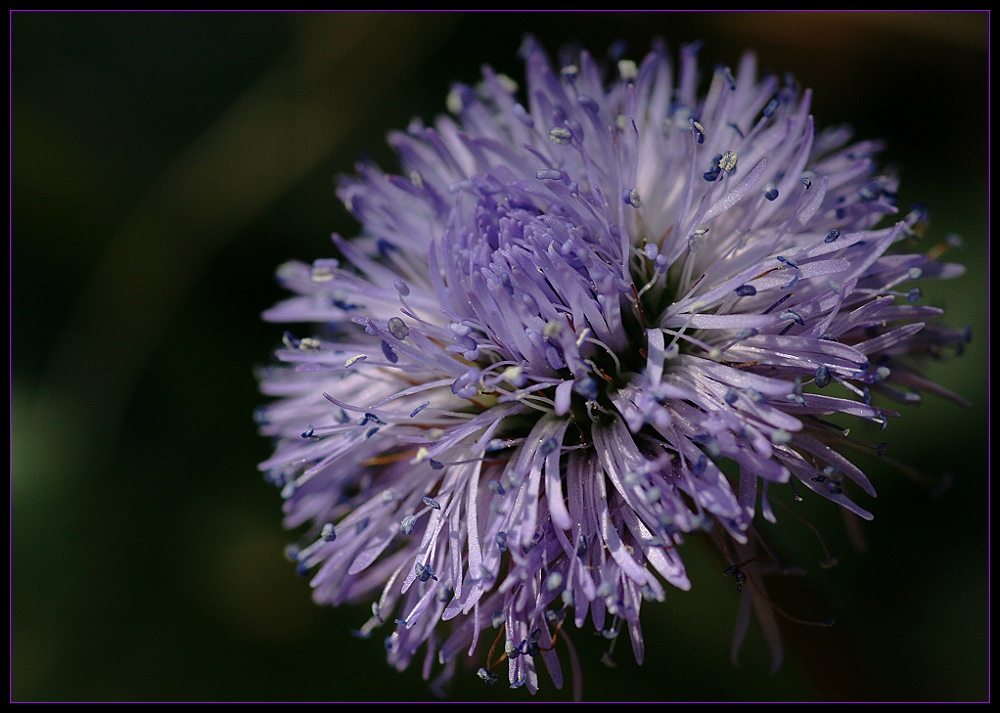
[387,317,409,340]
[719,150,738,174]
[779,309,804,326]
[400,514,417,535]
[321,523,337,542]
[409,401,430,418]
[476,668,499,685]
[617,59,638,81]
[690,118,706,144]
[722,564,748,592]
[415,562,438,582]
[549,127,572,144]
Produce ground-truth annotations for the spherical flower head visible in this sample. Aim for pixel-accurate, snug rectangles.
[256,38,967,696]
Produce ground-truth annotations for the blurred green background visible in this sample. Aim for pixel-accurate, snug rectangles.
[12,11,988,703]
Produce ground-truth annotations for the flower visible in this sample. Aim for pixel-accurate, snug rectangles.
[256,38,967,697]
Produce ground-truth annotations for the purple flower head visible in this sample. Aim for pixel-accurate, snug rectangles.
[257,38,967,696]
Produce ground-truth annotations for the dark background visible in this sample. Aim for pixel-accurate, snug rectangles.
[12,11,988,703]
